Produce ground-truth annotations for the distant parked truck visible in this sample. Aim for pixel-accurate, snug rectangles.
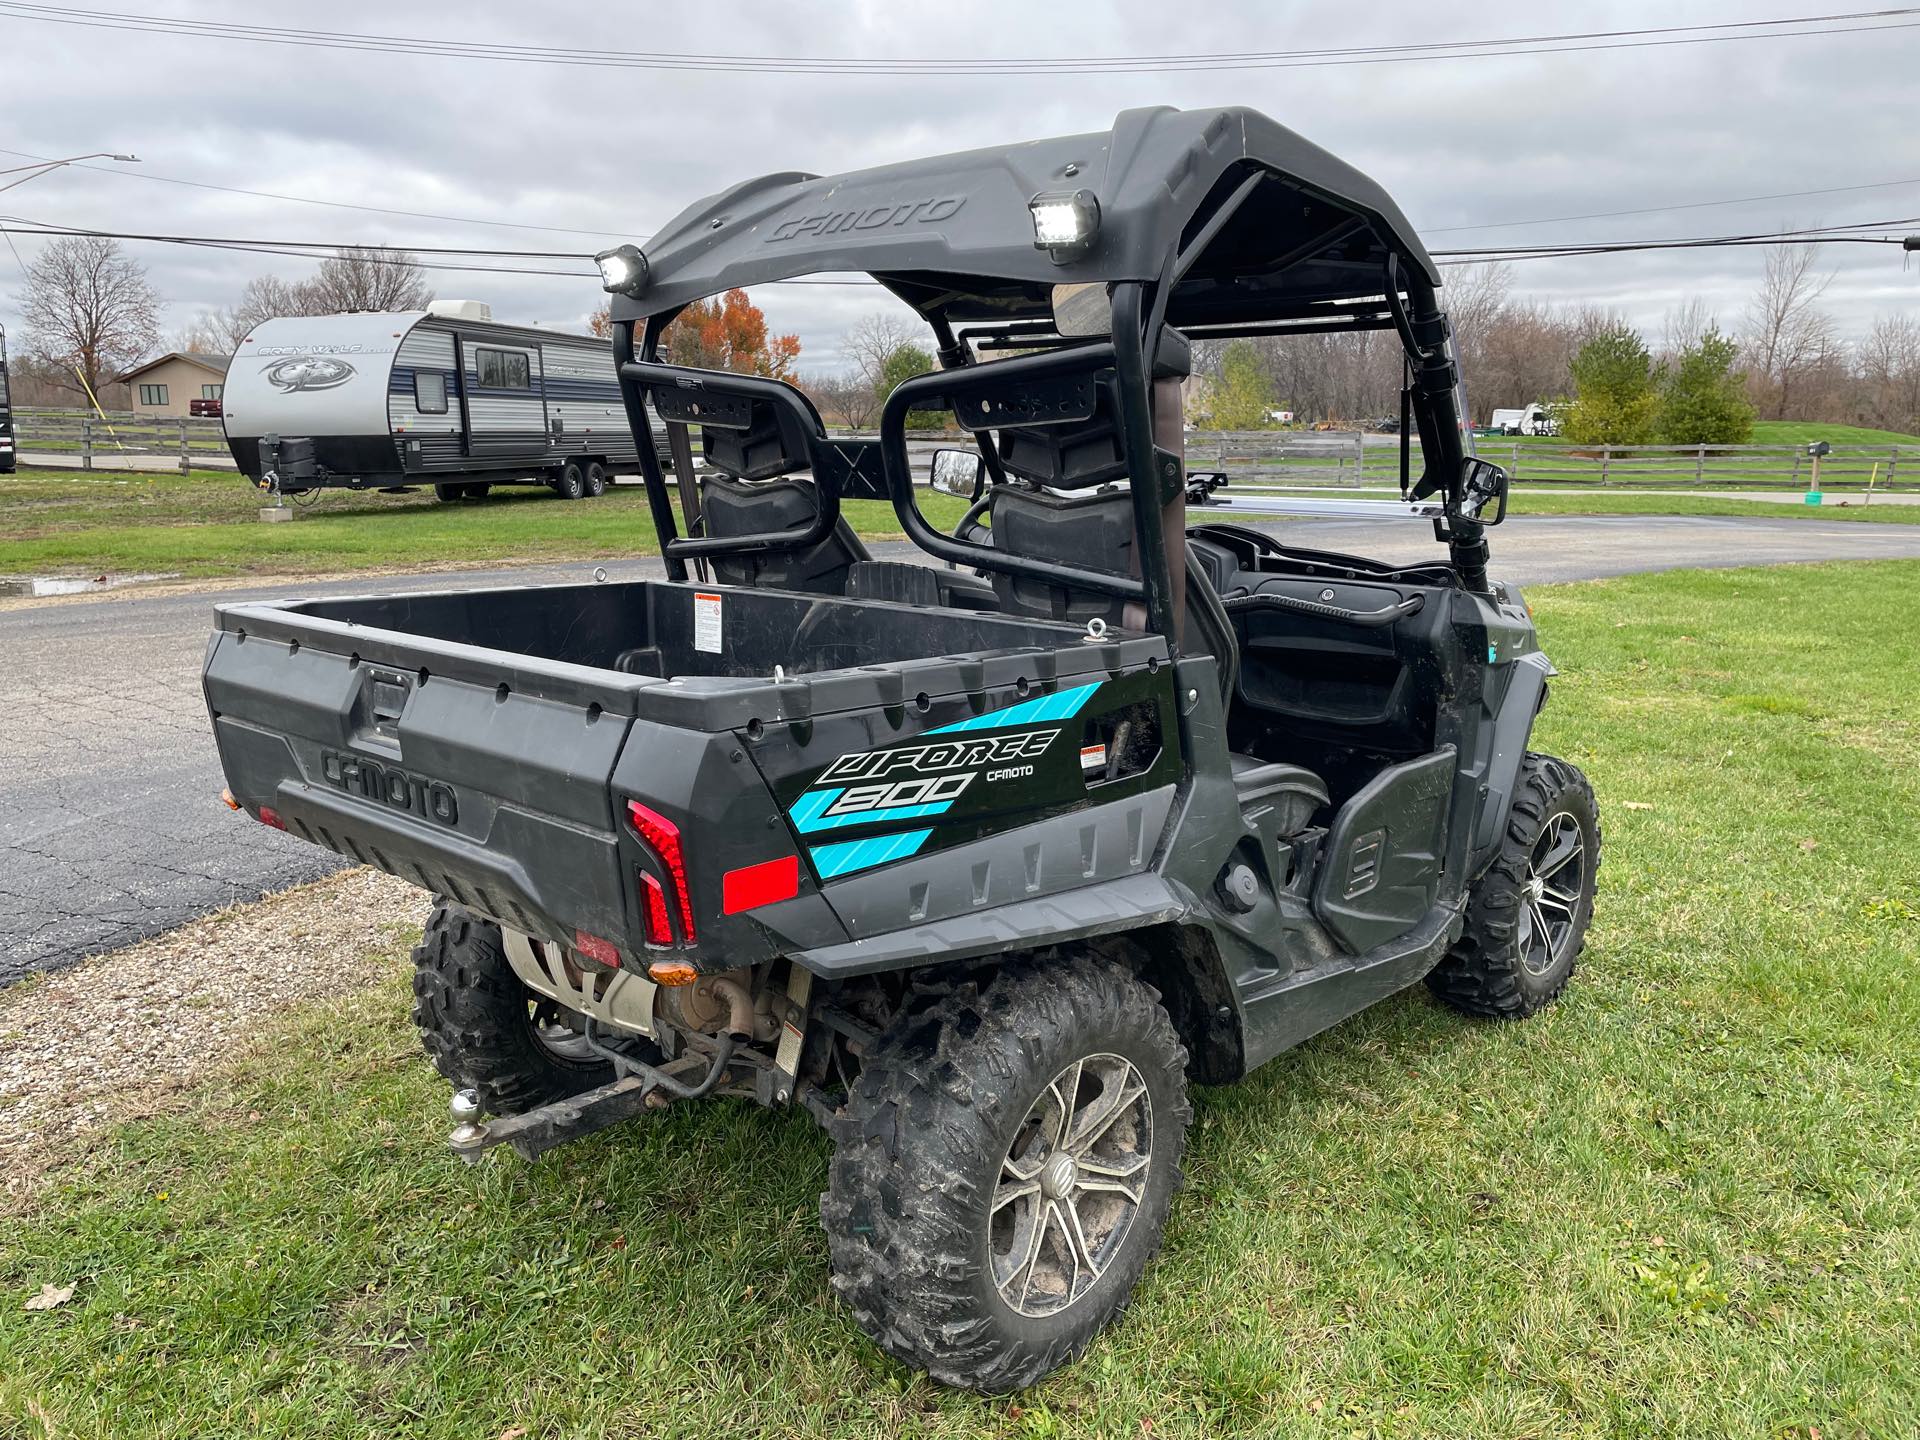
[223,301,667,501]
[1489,402,1558,437]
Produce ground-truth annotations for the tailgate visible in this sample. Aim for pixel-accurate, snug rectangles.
[204,618,636,945]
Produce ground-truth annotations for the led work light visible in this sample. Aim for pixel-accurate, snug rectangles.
[595,243,650,296]
[1029,190,1100,261]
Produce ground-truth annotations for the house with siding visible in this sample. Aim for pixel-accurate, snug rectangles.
[115,352,229,417]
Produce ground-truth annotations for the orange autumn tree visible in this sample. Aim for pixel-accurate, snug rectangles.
[662,288,801,380]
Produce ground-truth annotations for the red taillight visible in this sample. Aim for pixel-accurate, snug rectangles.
[723,855,800,915]
[257,805,286,831]
[638,872,673,946]
[626,800,696,944]
[574,930,621,968]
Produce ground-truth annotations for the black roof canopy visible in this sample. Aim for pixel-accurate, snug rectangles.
[613,106,1440,330]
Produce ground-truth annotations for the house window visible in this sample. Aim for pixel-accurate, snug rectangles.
[202,383,223,400]
[475,348,531,390]
[139,383,169,406]
[414,372,448,414]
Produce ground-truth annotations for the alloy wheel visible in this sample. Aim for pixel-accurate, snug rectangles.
[991,1053,1153,1318]
[1519,810,1587,976]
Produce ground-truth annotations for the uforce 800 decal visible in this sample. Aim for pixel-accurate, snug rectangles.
[816,728,1058,784]
[789,728,1061,838]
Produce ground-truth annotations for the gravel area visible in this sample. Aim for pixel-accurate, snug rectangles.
[0,867,427,1206]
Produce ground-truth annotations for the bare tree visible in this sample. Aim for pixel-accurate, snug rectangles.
[21,235,161,395]
[1742,243,1836,420]
[1476,300,1579,416]
[806,370,876,431]
[1857,313,1920,433]
[305,246,434,313]
[1659,296,1715,362]
[844,312,919,393]
[171,306,247,354]
[230,274,316,334]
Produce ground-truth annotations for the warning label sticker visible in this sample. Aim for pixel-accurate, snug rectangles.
[694,592,723,654]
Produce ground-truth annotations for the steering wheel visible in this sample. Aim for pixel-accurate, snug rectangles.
[953,491,993,547]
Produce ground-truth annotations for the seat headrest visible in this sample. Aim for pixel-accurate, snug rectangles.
[1153,326,1192,381]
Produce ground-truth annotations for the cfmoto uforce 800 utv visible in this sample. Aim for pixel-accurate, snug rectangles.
[205,107,1600,1391]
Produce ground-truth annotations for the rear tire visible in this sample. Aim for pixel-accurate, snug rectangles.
[1427,752,1600,1018]
[823,956,1191,1392]
[466,483,491,499]
[409,899,612,1115]
[432,482,465,502]
[553,461,585,500]
[583,461,607,497]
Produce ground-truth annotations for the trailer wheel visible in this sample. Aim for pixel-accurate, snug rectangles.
[410,899,613,1115]
[553,462,586,500]
[823,956,1191,1392]
[467,483,491,499]
[583,461,607,497]
[433,482,465,502]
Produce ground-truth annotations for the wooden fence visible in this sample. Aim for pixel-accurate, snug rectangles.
[887,432,1913,493]
[9,407,1908,492]
[12,408,235,472]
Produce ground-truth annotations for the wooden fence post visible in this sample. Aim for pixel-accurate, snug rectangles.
[1600,445,1611,485]
[1788,452,1801,490]
[179,419,192,475]
[1695,444,1706,485]
[1509,442,1520,480]
[1889,447,1900,489]
[81,417,93,471]
[1354,429,1364,486]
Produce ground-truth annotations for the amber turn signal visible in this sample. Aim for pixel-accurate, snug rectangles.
[647,960,699,986]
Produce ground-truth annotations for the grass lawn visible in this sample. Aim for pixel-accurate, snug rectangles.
[6,466,1920,584]
[5,560,1918,1438]
[0,469,968,580]
[1503,489,1920,524]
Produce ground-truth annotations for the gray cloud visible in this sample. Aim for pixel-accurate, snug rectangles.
[0,0,1913,369]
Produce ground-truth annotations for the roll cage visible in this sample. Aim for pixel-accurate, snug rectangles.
[609,105,1493,650]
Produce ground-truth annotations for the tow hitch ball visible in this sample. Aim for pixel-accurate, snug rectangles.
[448,1088,489,1164]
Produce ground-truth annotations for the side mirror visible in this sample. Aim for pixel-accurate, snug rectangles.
[1451,456,1509,525]
[929,447,985,498]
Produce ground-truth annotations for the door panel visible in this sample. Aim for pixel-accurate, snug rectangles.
[1312,747,1454,953]
[463,338,546,457]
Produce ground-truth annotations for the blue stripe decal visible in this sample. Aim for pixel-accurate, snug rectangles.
[926,681,1103,734]
[809,828,933,879]
[788,788,954,835]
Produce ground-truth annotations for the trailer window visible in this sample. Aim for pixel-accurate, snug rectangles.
[475,348,531,390]
[414,371,449,413]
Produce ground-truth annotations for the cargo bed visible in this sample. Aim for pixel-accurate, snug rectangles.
[205,577,1171,967]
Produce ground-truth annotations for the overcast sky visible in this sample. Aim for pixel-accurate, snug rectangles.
[1,0,1915,371]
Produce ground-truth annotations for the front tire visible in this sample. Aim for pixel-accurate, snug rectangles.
[823,956,1191,1392]
[553,461,586,500]
[409,900,612,1114]
[1428,752,1601,1018]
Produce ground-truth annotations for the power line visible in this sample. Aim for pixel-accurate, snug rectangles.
[0,146,638,240]
[2,217,1908,292]
[1427,175,1920,234]
[1,3,1915,75]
